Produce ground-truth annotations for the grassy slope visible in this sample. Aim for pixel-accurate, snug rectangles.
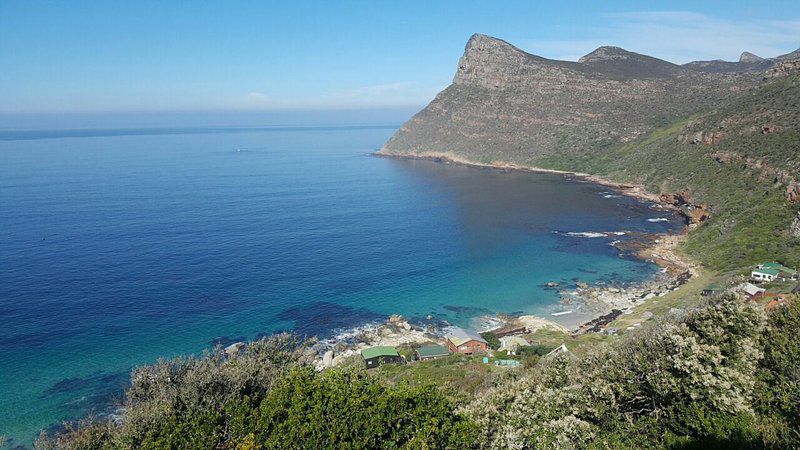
[537,75,800,274]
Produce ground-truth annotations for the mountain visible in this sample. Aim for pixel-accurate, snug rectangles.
[380,34,754,169]
[379,34,800,271]
[739,51,763,63]
[683,47,800,73]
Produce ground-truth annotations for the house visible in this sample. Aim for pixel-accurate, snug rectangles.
[765,296,788,312]
[499,336,530,355]
[737,282,766,300]
[414,344,450,361]
[445,327,489,354]
[701,284,721,296]
[361,346,403,369]
[753,262,799,282]
[751,268,780,283]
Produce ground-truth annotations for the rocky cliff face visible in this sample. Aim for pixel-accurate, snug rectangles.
[379,34,754,166]
[791,212,800,239]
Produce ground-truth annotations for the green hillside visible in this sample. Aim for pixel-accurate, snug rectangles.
[536,74,800,273]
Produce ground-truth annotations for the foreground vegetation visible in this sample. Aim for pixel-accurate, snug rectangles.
[36,294,800,449]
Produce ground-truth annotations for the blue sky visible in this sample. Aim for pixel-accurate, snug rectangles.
[1,0,799,122]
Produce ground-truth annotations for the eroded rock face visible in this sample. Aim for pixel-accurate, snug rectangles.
[739,52,763,63]
[787,183,800,203]
[765,58,800,79]
[380,34,754,164]
[790,212,800,238]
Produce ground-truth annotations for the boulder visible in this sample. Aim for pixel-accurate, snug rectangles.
[224,342,245,356]
[322,350,334,368]
[790,212,800,239]
[786,182,800,203]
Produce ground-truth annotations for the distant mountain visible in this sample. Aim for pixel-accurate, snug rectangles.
[683,47,800,73]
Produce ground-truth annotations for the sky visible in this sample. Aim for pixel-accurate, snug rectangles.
[1,1,799,127]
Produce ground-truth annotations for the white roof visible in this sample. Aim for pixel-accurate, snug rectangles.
[446,327,487,346]
[740,283,766,296]
[545,343,570,357]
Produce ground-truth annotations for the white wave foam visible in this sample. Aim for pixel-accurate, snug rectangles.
[647,218,669,222]
[564,232,607,238]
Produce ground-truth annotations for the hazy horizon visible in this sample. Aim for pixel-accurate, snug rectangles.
[2,0,799,122]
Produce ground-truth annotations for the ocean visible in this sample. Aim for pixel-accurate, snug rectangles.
[0,126,679,447]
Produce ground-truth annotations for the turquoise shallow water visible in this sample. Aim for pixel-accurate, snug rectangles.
[0,126,678,447]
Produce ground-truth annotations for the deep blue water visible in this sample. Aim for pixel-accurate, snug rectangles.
[0,126,678,446]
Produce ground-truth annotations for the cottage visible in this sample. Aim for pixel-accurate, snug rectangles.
[445,327,489,354]
[361,346,403,369]
[701,284,721,296]
[754,262,798,282]
[765,296,788,312]
[737,282,766,300]
[751,268,780,283]
[414,344,450,361]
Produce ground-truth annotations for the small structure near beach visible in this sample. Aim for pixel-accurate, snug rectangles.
[445,327,488,354]
[701,284,721,296]
[736,282,766,300]
[361,346,403,369]
[414,344,450,361]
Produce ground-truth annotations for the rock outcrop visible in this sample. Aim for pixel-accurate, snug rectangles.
[739,51,763,63]
[791,212,800,239]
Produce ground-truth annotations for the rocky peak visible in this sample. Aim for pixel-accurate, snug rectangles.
[578,46,636,63]
[579,46,682,78]
[739,51,763,63]
[454,33,557,89]
[777,48,800,61]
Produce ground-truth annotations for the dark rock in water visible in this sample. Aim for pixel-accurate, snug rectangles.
[277,301,383,338]
[442,304,490,315]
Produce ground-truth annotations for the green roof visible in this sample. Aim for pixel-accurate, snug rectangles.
[759,262,797,274]
[416,344,449,358]
[361,346,399,360]
[753,268,780,276]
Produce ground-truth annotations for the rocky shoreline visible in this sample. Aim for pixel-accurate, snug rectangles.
[288,153,703,369]
[299,224,697,370]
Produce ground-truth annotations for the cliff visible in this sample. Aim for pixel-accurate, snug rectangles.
[379,34,754,166]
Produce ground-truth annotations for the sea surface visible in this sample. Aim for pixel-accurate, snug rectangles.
[0,126,679,447]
